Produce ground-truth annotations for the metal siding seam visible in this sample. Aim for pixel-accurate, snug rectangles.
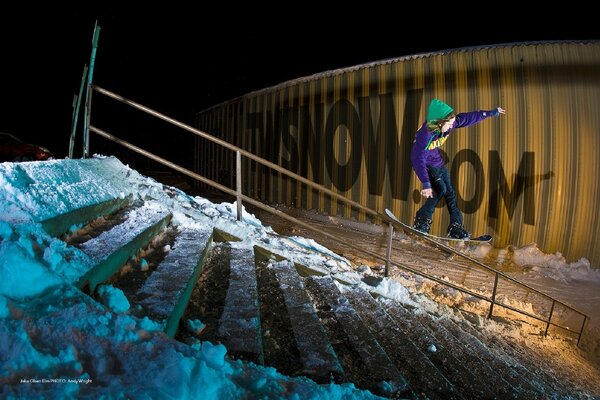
[330,74,341,217]
[304,81,320,210]
[388,63,400,221]
[400,58,416,224]
[366,66,379,215]
[321,77,331,214]
[500,46,518,245]
[241,99,248,198]
[247,99,253,197]
[224,104,230,189]
[377,64,388,221]
[347,70,359,220]
[287,84,296,207]
[475,50,493,237]
[356,67,368,221]
[277,88,284,205]
[297,82,305,209]
[268,93,275,204]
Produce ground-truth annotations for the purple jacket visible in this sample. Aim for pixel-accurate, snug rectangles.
[410,110,495,189]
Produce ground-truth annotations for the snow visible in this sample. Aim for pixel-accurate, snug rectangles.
[1,156,599,399]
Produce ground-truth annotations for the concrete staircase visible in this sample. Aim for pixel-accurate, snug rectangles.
[43,197,597,399]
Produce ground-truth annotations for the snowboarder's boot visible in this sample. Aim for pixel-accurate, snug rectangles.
[413,216,432,234]
[447,222,470,239]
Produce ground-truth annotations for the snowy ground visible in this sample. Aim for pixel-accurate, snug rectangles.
[1,156,599,399]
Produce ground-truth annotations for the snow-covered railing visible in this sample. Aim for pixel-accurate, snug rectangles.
[85,85,590,346]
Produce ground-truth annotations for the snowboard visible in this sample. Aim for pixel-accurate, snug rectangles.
[384,209,492,244]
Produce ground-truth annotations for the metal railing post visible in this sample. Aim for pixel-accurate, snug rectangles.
[236,150,242,221]
[487,272,499,319]
[385,223,394,277]
[544,300,556,337]
[577,316,589,346]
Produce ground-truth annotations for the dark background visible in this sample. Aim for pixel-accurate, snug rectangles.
[1,7,598,161]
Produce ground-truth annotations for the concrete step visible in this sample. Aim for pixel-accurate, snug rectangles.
[304,275,411,398]
[455,312,572,398]
[40,194,133,237]
[341,285,463,400]
[270,260,344,383]
[406,308,519,399]
[217,243,263,364]
[137,227,213,337]
[178,243,232,348]
[380,297,496,400]
[437,316,547,398]
[75,203,172,294]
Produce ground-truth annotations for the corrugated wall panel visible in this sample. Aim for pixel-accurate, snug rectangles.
[330,74,342,217]
[377,63,392,220]
[321,76,333,213]
[306,79,317,211]
[195,41,600,267]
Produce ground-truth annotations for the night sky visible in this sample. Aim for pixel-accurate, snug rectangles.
[1,8,597,159]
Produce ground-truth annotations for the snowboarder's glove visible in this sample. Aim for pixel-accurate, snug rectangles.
[488,107,506,117]
[421,188,434,198]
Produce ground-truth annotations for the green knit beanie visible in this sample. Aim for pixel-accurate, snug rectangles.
[426,99,454,121]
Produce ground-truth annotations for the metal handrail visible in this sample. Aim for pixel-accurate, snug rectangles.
[87,84,590,345]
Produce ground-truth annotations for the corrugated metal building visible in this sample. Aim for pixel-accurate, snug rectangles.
[194,41,600,267]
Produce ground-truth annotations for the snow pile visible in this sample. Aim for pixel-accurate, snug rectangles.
[0,157,379,399]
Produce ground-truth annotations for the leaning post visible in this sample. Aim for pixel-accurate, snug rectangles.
[83,21,101,158]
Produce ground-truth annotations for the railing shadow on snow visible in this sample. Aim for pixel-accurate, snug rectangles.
[83,84,590,346]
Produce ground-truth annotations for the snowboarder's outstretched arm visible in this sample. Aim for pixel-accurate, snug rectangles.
[452,107,506,129]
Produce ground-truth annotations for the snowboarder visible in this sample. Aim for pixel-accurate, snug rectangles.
[410,98,506,238]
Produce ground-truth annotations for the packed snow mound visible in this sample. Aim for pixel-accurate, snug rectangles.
[0,156,382,399]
